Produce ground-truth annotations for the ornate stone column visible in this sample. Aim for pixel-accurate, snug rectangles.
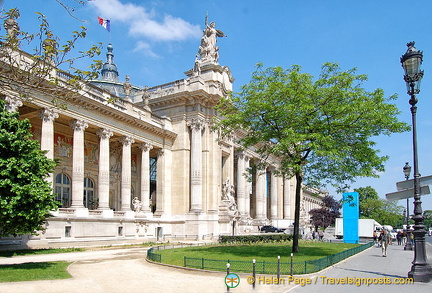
[139,143,153,213]
[96,128,113,210]
[70,119,88,208]
[4,96,22,112]
[255,166,267,220]
[244,155,251,217]
[120,136,135,211]
[154,148,172,217]
[40,108,58,186]
[270,167,278,220]
[187,118,205,213]
[236,151,246,216]
[284,177,291,219]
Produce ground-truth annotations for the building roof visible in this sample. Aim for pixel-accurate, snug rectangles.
[91,43,140,101]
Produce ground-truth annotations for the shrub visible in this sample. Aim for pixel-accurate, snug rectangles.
[219,234,293,244]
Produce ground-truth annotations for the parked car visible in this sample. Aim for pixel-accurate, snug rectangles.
[260,225,284,233]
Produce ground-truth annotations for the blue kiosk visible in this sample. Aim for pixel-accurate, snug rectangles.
[342,192,359,244]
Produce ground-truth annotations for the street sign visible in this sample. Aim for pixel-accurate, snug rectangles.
[386,185,431,201]
[396,175,432,191]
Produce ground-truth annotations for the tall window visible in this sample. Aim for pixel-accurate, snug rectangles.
[55,173,71,208]
[150,157,157,182]
[84,177,96,209]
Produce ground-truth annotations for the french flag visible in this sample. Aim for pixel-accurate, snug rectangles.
[98,17,110,32]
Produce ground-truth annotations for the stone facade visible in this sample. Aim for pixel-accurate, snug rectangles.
[0,20,325,248]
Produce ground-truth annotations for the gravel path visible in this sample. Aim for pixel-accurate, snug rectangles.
[0,247,292,293]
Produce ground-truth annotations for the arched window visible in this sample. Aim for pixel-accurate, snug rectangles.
[84,177,96,209]
[55,173,71,208]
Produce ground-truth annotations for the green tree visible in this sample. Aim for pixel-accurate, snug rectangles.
[354,186,404,227]
[380,201,404,228]
[368,200,404,228]
[354,186,379,218]
[423,210,432,228]
[0,4,100,236]
[216,63,409,253]
[0,99,58,236]
[359,197,383,219]
[309,195,341,230]
[0,7,102,109]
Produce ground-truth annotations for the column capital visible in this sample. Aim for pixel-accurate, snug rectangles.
[236,150,252,161]
[157,148,165,157]
[70,119,88,132]
[269,165,277,172]
[187,117,206,132]
[139,142,153,152]
[120,136,135,146]
[4,96,22,112]
[236,150,245,160]
[39,108,59,122]
[96,128,113,140]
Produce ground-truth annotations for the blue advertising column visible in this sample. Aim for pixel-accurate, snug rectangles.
[343,192,359,244]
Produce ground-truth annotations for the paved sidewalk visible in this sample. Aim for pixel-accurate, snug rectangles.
[0,242,431,293]
[284,241,432,293]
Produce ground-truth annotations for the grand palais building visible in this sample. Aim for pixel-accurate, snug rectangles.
[1,18,324,248]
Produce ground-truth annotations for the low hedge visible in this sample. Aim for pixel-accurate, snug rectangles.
[219,234,294,244]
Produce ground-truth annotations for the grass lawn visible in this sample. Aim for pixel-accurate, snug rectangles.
[156,241,360,267]
[0,261,71,282]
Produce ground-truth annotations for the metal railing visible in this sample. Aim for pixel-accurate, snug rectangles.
[147,242,214,263]
[147,241,374,275]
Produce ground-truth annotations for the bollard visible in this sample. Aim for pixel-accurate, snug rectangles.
[252,259,256,289]
[290,253,293,276]
[277,255,281,281]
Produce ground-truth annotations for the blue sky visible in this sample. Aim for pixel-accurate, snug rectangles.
[5,0,432,211]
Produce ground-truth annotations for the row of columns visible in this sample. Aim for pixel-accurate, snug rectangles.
[67,120,157,212]
[186,115,293,221]
[8,96,291,220]
[5,97,160,214]
[235,151,293,220]
[5,97,294,224]
[303,195,322,213]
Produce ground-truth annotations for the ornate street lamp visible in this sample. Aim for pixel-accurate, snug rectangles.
[403,162,412,180]
[402,162,413,250]
[400,42,432,282]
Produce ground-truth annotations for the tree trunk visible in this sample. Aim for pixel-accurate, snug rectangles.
[292,172,303,253]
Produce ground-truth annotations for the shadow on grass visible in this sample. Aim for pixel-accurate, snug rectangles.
[0,262,59,270]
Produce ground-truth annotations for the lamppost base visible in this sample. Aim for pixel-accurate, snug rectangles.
[408,264,432,283]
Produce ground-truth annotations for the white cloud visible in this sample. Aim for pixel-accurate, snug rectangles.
[89,0,201,41]
[132,41,161,58]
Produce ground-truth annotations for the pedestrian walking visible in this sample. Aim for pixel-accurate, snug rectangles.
[396,231,402,245]
[402,230,407,245]
[379,230,390,257]
[318,230,324,241]
[373,230,378,247]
